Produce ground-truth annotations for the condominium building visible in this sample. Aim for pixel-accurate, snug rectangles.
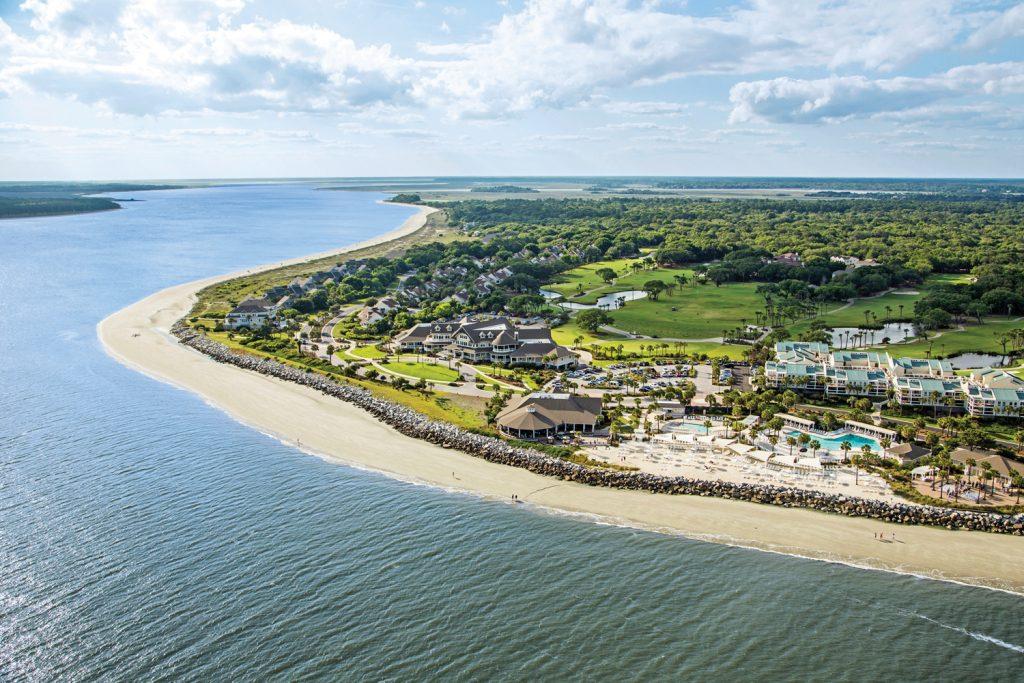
[763,341,1023,420]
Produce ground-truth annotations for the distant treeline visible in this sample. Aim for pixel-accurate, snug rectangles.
[0,196,121,218]
[0,182,182,219]
[653,177,1024,195]
[470,185,539,193]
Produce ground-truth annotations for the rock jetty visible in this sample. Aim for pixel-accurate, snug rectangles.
[172,323,1024,535]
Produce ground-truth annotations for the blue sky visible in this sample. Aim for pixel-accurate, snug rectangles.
[0,0,1022,180]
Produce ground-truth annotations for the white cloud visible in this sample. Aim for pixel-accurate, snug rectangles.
[3,0,416,115]
[966,3,1024,49]
[601,99,690,115]
[0,0,1019,131]
[729,62,1024,124]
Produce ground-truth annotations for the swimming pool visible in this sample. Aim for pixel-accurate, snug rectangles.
[668,421,712,435]
[783,429,881,453]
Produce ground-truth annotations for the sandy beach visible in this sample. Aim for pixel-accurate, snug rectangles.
[99,205,1024,595]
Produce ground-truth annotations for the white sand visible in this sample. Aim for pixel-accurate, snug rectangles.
[98,205,1024,595]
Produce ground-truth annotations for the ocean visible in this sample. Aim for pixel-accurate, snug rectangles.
[1,184,1022,680]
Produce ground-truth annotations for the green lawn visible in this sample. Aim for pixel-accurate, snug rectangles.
[787,274,971,333]
[544,257,645,299]
[548,262,698,305]
[379,361,461,382]
[884,317,1022,357]
[551,320,747,360]
[606,283,764,339]
[811,290,923,328]
[928,273,975,286]
[348,344,387,360]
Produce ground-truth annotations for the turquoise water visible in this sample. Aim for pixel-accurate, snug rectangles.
[2,184,1024,679]
[785,429,882,453]
[673,421,711,434]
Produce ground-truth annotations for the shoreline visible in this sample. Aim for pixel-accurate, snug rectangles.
[98,206,1024,595]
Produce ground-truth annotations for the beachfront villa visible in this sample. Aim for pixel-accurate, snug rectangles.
[224,295,290,330]
[496,393,603,439]
[764,341,1024,419]
[394,316,578,369]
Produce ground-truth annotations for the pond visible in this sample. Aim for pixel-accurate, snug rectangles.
[830,323,915,348]
[557,290,648,311]
[945,353,1009,369]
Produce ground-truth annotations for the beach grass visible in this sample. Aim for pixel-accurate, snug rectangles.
[206,330,487,429]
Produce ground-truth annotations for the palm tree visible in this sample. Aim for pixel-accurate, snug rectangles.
[965,457,976,484]
[980,462,995,497]
[808,439,821,459]
[850,453,861,486]
[786,436,797,456]
[840,439,853,466]
[981,470,995,501]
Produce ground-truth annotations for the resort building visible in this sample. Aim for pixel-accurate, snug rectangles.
[966,369,1024,418]
[950,448,1021,485]
[224,296,288,330]
[824,367,889,398]
[775,341,829,362]
[885,441,932,464]
[965,385,1024,418]
[496,393,602,439]
[887,357,954,378]
[892,377,964,409]
[394,317,578,369]
[763,341,1023,421]
[828,350,888,371]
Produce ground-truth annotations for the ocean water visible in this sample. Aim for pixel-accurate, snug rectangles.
[2,184,1024,681]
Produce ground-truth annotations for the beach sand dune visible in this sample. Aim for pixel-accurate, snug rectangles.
[99,205,1024,594]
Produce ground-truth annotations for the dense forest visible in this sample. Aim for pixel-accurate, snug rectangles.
[0,196,122,218]
[444,197,1024,273]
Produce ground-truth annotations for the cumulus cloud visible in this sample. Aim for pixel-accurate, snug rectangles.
[3,0,416,115]
[729,62,1024,124]
[0,0,1016,124]
[966,3,1024,49]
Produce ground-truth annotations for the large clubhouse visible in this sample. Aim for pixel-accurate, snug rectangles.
[765,341,1024,419]
[393,316,578,369]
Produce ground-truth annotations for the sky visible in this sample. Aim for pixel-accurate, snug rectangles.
[0,0,1022,180]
